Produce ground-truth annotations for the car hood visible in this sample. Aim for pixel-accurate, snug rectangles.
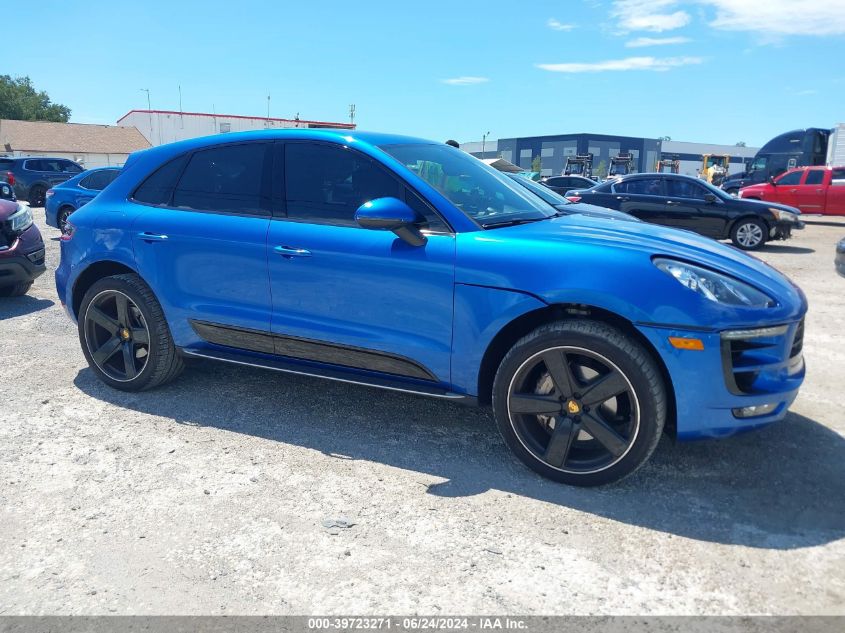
[558,202,640,222]
[733,195,801,214]
[464,213,803,304]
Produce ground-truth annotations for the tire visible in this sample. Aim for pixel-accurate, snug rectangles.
[57,206,75,232]
[78,273,183,391]
[0,282,33,297]
[28,185,46,208]
[492,320,666,487]
[730,217,767,250]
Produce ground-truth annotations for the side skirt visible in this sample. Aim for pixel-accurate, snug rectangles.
[180,347,477,405]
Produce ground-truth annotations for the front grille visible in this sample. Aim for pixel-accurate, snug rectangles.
[721,319,804,395]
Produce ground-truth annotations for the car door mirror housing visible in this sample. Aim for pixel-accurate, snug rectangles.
[769,176,777,186]
[355,197,427,246]
[704,193,718,203]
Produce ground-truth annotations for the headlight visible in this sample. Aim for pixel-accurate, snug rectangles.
[770,208,798,222]
[654,258,774,308]
[8,205,33,233]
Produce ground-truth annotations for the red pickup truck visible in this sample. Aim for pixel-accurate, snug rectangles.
[739,166,845,215]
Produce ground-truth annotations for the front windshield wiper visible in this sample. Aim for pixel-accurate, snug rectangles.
[481,217,547,229]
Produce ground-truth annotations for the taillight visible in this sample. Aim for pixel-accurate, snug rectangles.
[46,189,54,198]
[4,171,13,186]
[565,195,581,203]
[60,221,76,241]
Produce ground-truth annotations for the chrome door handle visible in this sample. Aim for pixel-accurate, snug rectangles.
[274,245,312,258]
[666,200,680,206]
[137,232,169,241]
[616,196,629,201]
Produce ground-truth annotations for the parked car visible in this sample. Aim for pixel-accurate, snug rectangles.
[0,200,46,296]
[45,167,122,231]
[57,131,807,486]
[0,181,15,201]
[566,173,804,250]
[0,156,84,207]
[837,237,845,277]
[541,175,597,195]
[738,166,845,216]
[505,173,639,222]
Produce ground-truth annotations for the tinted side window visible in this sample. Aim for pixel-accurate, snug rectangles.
[0,159,14,170]
[132,154,190,205]
[80,170,117,190]
[805,170,824,185]
[777,170,803,185]
[285,143,401,226]
[172,144,270,215]
[615,178,662,195]
[666,179,707,199]
[545,177,566,186]
[63,161,83,173]
[24,159,43,171]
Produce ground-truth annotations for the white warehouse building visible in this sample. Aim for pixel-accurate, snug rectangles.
[118,109,355,146]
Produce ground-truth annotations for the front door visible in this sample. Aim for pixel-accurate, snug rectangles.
[771,169,804,208]
[267,141,455,384]
[662,178,727,237]
[791,168,826,213]
[131,142,273,345]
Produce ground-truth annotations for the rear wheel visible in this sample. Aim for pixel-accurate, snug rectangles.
[492,320,666,487]
[28,185,46,207]
[731,218,767,250]
[78,273,183,391]
[57,206,75,232]
[0,282,33,297]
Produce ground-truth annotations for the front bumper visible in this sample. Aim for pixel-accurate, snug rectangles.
[771,220,803,241]
[637,321,805,440]
[0,231,46,287]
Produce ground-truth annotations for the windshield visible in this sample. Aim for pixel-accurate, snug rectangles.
[506,174,569,206]
[380,143,556,226]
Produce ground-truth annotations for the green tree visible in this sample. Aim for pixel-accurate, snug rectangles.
[0,75,71,122]
[531,154,542,173]
[595,160,607,180]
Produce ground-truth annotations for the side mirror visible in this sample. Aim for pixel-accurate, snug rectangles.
[769,176,777,185]
[703,193,717,203]
[355,197,427,247]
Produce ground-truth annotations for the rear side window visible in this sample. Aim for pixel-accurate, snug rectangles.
[804,170,824,185]
[285,143,402,226]
[0,158,13,170]
[62,161,83,173]
[80,170,119,190]
[172,143,270,215]
[132,154,190,205]
[831,168,845,184]
[777,170,803,185]
[614,178,662,195]
[24,159,43,171]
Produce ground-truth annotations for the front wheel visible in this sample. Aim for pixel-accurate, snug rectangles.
[492,320,666,487]
[78,273,183,391]
[731,218,767,250]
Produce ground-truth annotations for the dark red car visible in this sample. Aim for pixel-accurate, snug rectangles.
[0,200,46,296]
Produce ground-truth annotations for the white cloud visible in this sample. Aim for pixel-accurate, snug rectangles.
[626,36,691,47]
[537,56,703,73]
[547,18,575,31]
[703,0,845,36]
[612,0,690,32]
[440,76,490,86]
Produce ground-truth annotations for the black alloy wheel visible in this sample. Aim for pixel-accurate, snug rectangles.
[58,206,74,232]
[83,289,151,382]
[493,320,666,486]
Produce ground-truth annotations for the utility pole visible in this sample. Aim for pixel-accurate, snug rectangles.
[482,130,491,156]
[140,88,155,144]
[267,93,271,127]
[178,84,183,129]
[349,104,356,126]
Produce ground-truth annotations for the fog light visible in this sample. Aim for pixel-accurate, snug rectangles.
[732,403,778,418]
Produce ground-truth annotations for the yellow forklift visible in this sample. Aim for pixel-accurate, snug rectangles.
[655,154,680,173]
[701,154,731,186]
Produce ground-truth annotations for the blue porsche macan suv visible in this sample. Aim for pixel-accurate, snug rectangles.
[56,130,807,486]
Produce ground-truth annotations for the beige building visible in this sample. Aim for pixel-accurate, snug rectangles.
[0,119,151,168]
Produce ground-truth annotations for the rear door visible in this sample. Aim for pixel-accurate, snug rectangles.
[609,176,667,221]
[663,178,727,237]
[792,168,826,213]
[826,167,845,215]
[131,142,273,344]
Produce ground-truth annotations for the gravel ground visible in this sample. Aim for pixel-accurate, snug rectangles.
[1,212,843,615]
